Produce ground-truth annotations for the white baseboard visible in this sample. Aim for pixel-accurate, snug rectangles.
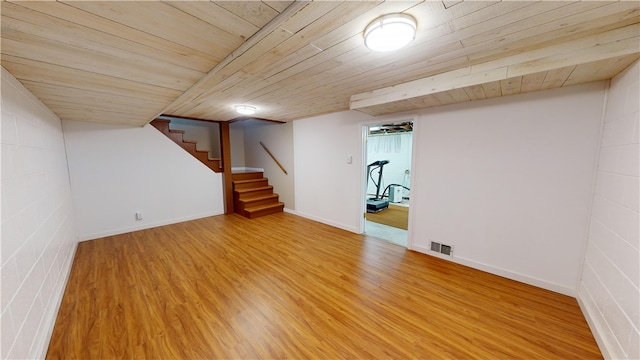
[79,210,224,241]
[412,244,576,297]
[34,241,78,359]
[576,285,619,360]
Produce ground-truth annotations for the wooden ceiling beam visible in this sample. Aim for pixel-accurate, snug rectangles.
[156,1,311,123]
[350,24,639,110]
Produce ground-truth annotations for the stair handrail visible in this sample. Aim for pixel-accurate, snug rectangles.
[259,141,288,175]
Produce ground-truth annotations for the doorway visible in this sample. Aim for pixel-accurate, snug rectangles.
[362,121,413,247]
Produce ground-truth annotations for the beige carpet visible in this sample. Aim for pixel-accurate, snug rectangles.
[365,204,408,230]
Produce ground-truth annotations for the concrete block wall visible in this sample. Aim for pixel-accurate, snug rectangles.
[1,67,78,358]
[578,60,639,359]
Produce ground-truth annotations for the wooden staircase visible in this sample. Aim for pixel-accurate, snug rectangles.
[151,118,283,218]
[150,119,222,172]
[232,171,284,219]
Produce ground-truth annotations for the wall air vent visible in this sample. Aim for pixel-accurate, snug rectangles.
[430,241,453,257]
[430,241,441,252]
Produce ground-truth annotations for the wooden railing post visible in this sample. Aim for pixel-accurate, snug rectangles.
[220,122,234,214]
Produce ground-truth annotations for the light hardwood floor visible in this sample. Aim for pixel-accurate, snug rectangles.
[47,213,601,359]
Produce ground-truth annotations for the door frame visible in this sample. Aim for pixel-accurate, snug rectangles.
[359,115,418,250]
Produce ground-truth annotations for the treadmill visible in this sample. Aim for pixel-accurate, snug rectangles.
[366,160,389,213]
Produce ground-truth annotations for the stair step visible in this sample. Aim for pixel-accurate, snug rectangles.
[169,129,184,134]
[234,178,268,185]
[169,132,185,143]
[193,151,210,162]
[180,142,197,152]
[243,202,284,219]
[234,186,273,199]
[232,171,264,181]
[150,119,170,132]
[235,194,279,210]
[230,169,283,218]
[233,178,268,190]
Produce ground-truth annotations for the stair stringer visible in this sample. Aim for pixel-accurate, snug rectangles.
[150,119,223,173]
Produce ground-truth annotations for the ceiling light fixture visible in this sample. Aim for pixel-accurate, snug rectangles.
[235,105,256,115]
[364,13,417,52]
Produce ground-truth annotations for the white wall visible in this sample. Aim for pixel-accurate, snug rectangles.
[294,111,373,231]
[63,120,224,240]
[578,61,639,360]
[244,120,296,211]
[1,68,78,359]
[411,82,605,296]
[293,83,606,296]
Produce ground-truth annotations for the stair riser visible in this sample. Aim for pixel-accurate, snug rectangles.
[235,196,279,210]
[243,204,284,219]
[234,188,273,200]
[233,179,268,190]
[232,172,264,181]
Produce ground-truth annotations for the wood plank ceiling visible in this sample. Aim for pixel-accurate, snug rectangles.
[1,1,639,126]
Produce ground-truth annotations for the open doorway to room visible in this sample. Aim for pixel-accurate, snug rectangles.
[363,121,413,247]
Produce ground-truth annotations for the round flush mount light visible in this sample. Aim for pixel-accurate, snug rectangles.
[235,105,256,115]
[364,13,417,52]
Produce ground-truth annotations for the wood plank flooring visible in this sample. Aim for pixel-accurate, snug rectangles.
[47,213,602,359]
